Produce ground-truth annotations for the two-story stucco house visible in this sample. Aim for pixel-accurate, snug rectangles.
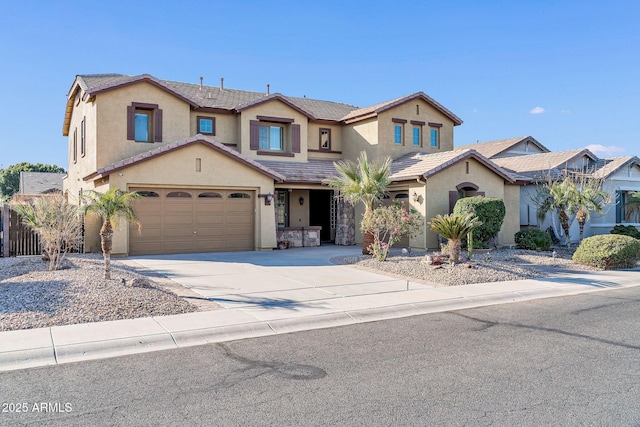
[62,74,523,256]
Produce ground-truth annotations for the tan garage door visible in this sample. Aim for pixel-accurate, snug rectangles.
[129,188,254,255]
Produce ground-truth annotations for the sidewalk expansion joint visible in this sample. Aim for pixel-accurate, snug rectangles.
[49,328,58,365]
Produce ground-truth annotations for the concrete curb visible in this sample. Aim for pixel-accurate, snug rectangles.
[2,274,640,372]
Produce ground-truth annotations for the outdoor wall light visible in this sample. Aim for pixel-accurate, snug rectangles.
[259,193,274,206]
[299,196,305,206]
[412,192,423,204]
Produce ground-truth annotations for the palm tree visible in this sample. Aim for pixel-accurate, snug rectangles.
[428,213,480,263]
[569,179,610,241]
[324,151,392,254]
[82,187,140,279]
[624,191,640,223]
[534,178,575,243]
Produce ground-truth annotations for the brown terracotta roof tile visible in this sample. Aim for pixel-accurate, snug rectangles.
[84,135,284,182]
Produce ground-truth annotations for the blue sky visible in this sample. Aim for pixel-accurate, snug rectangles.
[1,0,638,170]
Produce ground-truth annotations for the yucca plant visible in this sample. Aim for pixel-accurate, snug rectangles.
[82,187,140,279]
[428,213,481,263]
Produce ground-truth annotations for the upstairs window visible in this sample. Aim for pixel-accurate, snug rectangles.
[412,127,421,146]
[259,125,284,151]
[197,116,215,135]
[72,128,77,163]
[320,128,331,150]
[394,125,403,145]
[127,102,163,143]
[429,122,442,148]
[80,117,86,156]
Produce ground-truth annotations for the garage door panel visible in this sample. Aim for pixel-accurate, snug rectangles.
[129,187,254,255]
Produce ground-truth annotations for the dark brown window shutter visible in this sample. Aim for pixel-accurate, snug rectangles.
[449,191,459,214]
[477,191,485,197]
[292,124,301,153]
[127,106,135,140]
[154,109,163,142]
[250,120,259,150]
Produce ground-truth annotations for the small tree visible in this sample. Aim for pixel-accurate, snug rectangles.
[324,151,391,254]
[428,213,481,263]
[10,195,82,270]
[82,187,140,279]
[360,203,423,261]
[570,175,610,241]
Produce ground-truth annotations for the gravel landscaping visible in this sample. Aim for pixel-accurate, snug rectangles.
[0,254,200,332]
[349,247,598,287]
[0,246,599,332]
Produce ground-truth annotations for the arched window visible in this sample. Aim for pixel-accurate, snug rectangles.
[166,191,192,198]
[228,192,251,199]
[136,191,160,197]
[198,192,222,198]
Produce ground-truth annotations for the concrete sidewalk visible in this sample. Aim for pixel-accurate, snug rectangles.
[2,246,639,372]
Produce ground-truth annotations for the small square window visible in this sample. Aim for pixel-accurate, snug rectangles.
[197,116,215,135]
[394,125,403,145]
[320,128,331,150]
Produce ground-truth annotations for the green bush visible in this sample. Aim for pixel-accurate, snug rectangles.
[572,234,640,269]
[454,196,505,247]
[514,228,552,251]
[610,225,640,240]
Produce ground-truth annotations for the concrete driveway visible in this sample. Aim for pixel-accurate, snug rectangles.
[129,246,435,320]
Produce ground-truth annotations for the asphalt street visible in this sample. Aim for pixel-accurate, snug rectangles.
[1,287,639,426]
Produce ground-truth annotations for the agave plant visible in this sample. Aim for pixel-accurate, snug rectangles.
[428,213,481,263]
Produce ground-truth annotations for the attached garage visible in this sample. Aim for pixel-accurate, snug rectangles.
[129,187,254,255]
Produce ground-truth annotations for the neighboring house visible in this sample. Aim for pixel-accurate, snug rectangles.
[18,172,65,196]
[458,137,640,241]
[62,73,523,255]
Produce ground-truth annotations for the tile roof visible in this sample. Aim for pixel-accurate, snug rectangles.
[19,172,65,194]
[390,149,517,183]
[257,159,339,183]
[490,149,599,182]
[83,135,285,182]
[71,75,459,124]
[591,156,640,179]
[456,136,550,158]
[341,92,463,125]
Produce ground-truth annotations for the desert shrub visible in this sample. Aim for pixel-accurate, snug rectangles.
[572,234,640,269]
[361,203,422,261]
[610,224,640,240]
[454,196,505,247]
[515,228,552,251]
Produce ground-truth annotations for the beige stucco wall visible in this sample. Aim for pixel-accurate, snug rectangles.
[499,184,520,245]
[342,118,378,162]
[376,100,455,160]
[64,93,98,203]
[307,123,343,160]
[190,112,238,146]
[238,99,309,162]
[83,143,276,256]
[423,159,511,249]
[288,189,310,226]
[95,82,192,168]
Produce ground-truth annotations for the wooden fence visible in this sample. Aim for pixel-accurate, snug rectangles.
[0,203,84,257]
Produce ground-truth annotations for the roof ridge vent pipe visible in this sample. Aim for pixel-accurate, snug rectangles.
[220,77,224,91]
[199,76,203,90]
[266,84,270,95]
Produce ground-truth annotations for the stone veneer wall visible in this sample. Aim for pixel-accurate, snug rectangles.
[335,198,355,245]
[276,226,321,247]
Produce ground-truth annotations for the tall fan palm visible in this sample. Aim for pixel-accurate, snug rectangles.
[428,213,481,263]
[82,187,140,279]
[324,151,392,254]
[535,179,575,243]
